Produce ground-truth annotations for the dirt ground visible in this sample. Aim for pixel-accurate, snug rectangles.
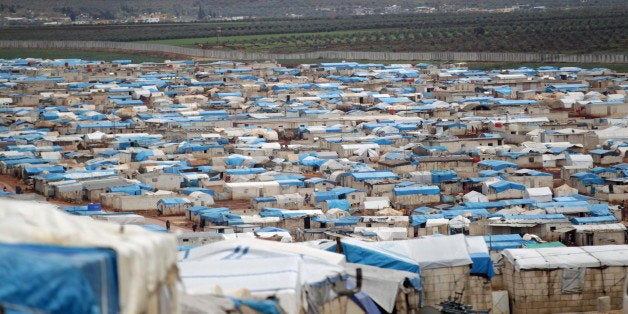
[0,173,195,232]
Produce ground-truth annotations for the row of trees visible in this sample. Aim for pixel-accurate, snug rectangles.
[0,8,625,54]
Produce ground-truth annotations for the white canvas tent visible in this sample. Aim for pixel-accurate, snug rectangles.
[524,187,553,203]
[178,238,347,314]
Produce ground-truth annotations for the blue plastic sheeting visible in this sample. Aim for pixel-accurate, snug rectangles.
[326,199,350,211]
[0,243,119,314]
[350,289,382,314]
[488,181,526,192]
[326,240,420,275]
[410,214,445,226]
[393,185,440,196]
[571,215,617,224]
[571,172,605,185]
[141,224,168,233]
[545,84,588,92]
[464,202,505,211]
[300,156,327,167]
[133,150,154,161]
[491,86,512,95]
[226,168,266,175]
[276,180,304,187]
[252,196,276,203]
[109,185,141,195]
[224,155,250,166]
[413,206,439,214]
[482,234,524,251]
[232,298,281,314]
[348,170,399,181]
[314,187,361,202]
[504,214,566,220]
[477,160,519,171]
[441,209,490,219]
[257,227,289,233]
[158,198,189,205]
[312,216,361,226]
[469,253,495,278]
[536,201,587,209]
[587,204,611,216]
[431,170,458,183]
[23,165,64,175]
[182,187,215,196]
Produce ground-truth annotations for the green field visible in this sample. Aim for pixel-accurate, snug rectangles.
[1,9,626,55]
[136,9,628,54]
[0,49,165,63]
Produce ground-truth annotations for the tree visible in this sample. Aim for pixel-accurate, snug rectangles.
[197,5,206,21]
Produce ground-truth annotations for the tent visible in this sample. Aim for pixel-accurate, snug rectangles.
[463,191,489,203]
[465,237,496,278]
[315,238,420,312]
[178,238,347,314]
[524,187,553,203]
[373,234,472,270]
[0,200,178,314]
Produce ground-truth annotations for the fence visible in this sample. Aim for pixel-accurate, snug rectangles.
[0,40,626,63]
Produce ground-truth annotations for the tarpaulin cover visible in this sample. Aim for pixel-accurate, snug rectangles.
[411,214,445,226]
[431,170,458,183]
[0,200,178,314]
[570,215,617,224]
[587,204,612,216]
[0,243,119,314]
[325,238,420,274]
[465,237,496,278]
[441,209,490,219]
[483,234,524,251]
[373,234,472,269]
[477,160,519,171]
[488,181,526,192]
[502,245,628,270]
[345,263,417,313]
[178,238,346,314]
[326,199,350,211]
[109,185,141,195]
[393,185,440,195]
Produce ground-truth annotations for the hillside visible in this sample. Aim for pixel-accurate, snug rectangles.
[0,0,626,20]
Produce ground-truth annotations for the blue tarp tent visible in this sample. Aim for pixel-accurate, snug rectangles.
[488,181,526,192]
[326,199,350,211]
[0,243,119,314]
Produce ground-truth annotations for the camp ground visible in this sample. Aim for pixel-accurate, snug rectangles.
[0,58,626,313]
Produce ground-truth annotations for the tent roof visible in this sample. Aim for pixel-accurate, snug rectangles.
[502,245,628,270]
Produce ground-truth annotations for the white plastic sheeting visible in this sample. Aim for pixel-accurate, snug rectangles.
[92,214,146,225]
[345,263,416,313]
[502,245,628,270]
[463,190,489,203]
[373,234,473,269]
[0,200,179,314]
[178,238,346,313]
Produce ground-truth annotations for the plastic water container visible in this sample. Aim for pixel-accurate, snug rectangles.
[87,203,102,211]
